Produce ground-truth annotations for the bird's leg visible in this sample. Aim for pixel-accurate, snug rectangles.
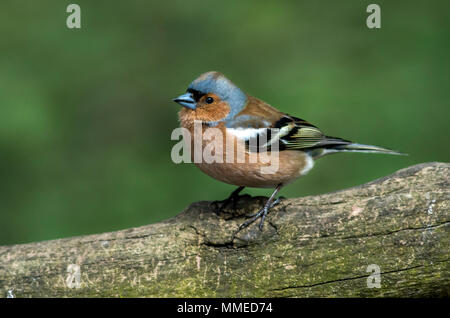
[212,186,245,213]
[246,195,285,218]
[237,184,282,232]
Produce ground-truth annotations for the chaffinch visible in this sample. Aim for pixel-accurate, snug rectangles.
[173,71,404,232]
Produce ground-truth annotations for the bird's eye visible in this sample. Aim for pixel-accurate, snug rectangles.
[205,97,214,104]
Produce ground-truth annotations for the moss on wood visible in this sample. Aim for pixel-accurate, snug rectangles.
[0,162,449,297]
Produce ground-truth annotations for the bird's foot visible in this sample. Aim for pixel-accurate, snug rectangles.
[245,196,285,218]
[236,196,285,232]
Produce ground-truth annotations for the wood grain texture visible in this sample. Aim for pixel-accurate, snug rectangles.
[0,162,449,297]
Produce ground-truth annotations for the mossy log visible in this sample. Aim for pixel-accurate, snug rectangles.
[0,162,449,297]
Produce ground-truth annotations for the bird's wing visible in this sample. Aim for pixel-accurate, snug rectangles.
[227,97,402,156]
[227,113,350,152]
[227,96,351,152]
[277,116,351,150]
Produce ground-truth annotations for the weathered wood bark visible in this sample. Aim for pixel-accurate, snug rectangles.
[0,162,449,297]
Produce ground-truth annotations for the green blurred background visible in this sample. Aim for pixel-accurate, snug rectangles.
[0,1,448,245]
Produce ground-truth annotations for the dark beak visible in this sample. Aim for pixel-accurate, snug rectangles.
[173,92,196,109]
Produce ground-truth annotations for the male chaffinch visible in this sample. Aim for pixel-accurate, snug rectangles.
[174,71,403,232]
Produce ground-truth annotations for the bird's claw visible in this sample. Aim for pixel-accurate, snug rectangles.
[245,196,284,218]
[238,206,268,232]
[236,196,284,233]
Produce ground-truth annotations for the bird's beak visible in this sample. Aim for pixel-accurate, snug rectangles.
[173,92,196,109]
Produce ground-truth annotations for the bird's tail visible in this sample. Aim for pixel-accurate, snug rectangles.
[311,137,407,158]
[332,142,406,155]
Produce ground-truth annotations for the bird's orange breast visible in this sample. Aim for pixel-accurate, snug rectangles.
[178,119,311,188]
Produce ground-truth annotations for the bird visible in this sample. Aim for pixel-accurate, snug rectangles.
[173,71,404,232]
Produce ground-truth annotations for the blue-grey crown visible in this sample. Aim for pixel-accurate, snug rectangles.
[188,72,247,125]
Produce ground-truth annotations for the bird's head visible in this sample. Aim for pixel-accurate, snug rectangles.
[174,71,247,125]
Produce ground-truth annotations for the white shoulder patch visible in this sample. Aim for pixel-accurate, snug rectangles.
[227,127,267,140]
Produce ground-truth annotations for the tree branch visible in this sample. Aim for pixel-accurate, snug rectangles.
[1,162,449,297]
